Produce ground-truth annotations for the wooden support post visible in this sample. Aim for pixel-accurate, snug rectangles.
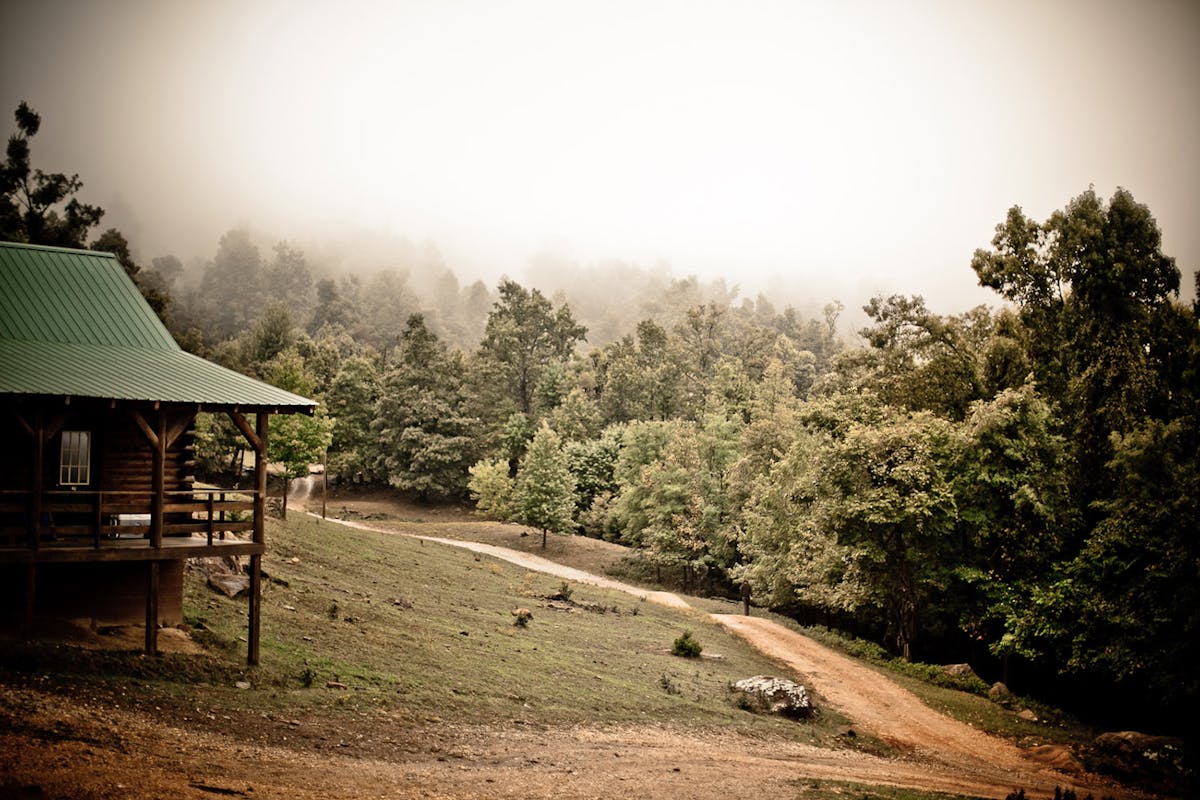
[254,412,268,545]
[29,412,44,550]
[23,563,36,639]
[145,560,160,656]
[94,491,103,549]
[151,411,166,549]
[248,553,262,666]
[248,411,268,666]
[206,493,215,545]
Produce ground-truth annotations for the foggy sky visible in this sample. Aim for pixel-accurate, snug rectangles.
[2,0,1197,313]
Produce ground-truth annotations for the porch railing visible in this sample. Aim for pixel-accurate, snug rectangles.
[0,488,257,550]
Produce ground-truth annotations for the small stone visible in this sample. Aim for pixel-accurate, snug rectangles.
[234,681,251,690]
[326,681,348,689]
[1017,708,1038,722]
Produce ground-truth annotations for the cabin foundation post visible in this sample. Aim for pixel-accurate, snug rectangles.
[151,410,166,549]
[248,412,269,666]
[145,560,160,656]
[248,553,262,666]
[22,563,36,639]
[29,412,44,550]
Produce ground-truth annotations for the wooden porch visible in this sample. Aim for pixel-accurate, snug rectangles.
[0,488,260,558]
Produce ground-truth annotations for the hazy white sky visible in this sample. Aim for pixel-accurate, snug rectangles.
[2,0,1197,312]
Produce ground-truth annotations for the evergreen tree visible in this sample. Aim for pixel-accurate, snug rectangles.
[513,423,577,548]
[326,354,382,482]
[201,229,264,340]
[373,315,477,499]
[478,280,587,415]
[1,101,104,247]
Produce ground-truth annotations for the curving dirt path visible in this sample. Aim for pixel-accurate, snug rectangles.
[321,514,1147,799]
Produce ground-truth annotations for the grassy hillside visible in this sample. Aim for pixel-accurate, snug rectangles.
[180,512,857,744]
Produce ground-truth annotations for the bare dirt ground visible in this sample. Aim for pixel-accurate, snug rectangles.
[0,493,1155,800]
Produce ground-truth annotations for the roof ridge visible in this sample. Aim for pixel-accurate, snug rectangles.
[0,240,120,259]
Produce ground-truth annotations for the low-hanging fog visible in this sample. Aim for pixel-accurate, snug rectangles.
[2,0,1197,320]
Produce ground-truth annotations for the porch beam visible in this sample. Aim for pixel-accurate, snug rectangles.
[130,410,159,449]
[164,411,196,450]
[228,411,262,453]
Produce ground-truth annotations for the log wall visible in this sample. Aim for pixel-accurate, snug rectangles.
[0,402,195,497]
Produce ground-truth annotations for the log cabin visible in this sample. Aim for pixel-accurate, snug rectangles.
[0,240,316,664]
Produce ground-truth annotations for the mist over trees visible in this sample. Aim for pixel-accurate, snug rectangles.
[4,101,1196,733]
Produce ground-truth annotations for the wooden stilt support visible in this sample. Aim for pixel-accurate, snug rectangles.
[23,563,36,639]
[145,560,160,656]
[253,413,268,546]
[248,553,262,666]
[29,413,44,550]
[248,412,268,666]
[151,412,165,549]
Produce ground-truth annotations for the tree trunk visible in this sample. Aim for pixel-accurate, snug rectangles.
[541,528,547,548]
[282,476,289,520]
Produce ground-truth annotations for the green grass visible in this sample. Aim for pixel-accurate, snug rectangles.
[174,512,857,743]
[314,507,1096,751]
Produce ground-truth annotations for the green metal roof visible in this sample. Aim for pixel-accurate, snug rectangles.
[0,241,316,412]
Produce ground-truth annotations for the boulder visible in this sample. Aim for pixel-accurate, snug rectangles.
[192,555,249,597]
[1089,730,1189,792]
[208,573,249,598]
[942,663,979,681]
[988,681,1013,704]
[1026,744,1084,773]
[732,676,814,718]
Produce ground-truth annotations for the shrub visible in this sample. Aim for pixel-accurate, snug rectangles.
[671,630,702,658]
[298,665,317,688]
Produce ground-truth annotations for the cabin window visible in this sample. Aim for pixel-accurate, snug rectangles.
[59,430,91,486]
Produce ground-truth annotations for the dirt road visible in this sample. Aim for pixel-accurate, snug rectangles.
[324,515,1145,799]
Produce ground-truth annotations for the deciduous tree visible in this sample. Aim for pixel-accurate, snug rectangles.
[513,423,577,547]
